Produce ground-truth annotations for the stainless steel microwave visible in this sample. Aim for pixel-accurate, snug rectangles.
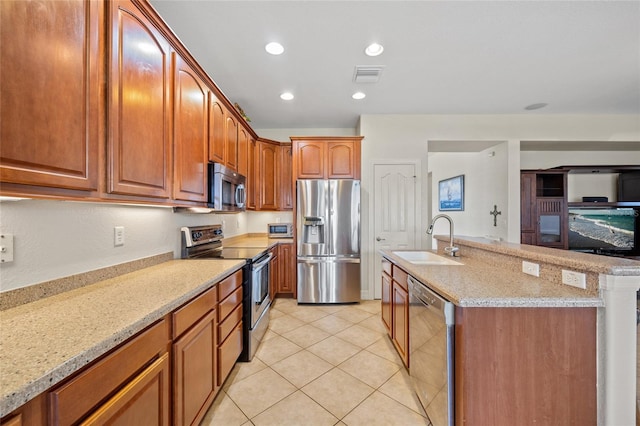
[208,162,246,212]
[268,223,293,238]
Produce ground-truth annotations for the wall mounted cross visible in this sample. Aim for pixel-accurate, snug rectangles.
[490,205,502,227]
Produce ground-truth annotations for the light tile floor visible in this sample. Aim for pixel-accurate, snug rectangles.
[201,298,428,426]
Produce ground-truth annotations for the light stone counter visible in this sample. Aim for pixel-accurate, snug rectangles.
[0,259,244,417]
[381,249,603,307]
[223,234,293,249]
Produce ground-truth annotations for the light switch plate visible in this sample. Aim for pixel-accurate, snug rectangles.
[1,234,14,263]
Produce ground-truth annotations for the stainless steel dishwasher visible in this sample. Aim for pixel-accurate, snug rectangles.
[408,275,455,426]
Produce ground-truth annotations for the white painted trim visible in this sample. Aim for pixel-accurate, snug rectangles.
[598,274,640,426]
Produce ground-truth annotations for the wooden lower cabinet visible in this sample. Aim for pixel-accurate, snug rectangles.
[277,243,295,296]
[173,310,217,426]
[380,260,410,367]
[391,265,409,368]
[217,271,243,387]
[381,260,392,334]
[49,319,170,425]
[269,246,279,300]
[81,353,170,426]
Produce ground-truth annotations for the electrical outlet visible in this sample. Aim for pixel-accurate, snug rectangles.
[522,261,540,277]
[114,226,125,247]
[1,234,14,263]
[562,270,586,289]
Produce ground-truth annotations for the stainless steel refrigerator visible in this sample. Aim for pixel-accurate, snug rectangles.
[297,179,361,303]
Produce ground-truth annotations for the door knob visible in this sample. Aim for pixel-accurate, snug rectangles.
[376,237,386,241]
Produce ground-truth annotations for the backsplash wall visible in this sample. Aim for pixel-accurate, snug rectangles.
[0,199,289,292]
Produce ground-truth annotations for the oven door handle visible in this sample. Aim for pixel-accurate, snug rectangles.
[253,252,273,270]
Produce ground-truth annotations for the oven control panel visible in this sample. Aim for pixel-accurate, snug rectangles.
[181,225,223,247]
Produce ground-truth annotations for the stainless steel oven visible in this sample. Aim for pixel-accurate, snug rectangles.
[180,225,272,362]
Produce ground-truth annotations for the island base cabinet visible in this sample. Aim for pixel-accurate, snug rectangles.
[455,307,597,425]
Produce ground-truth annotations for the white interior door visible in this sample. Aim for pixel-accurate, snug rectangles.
[373,163,418,298]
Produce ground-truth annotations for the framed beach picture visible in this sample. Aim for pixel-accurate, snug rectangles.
[438,175,464,211]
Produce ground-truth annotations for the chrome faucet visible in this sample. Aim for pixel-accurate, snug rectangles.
[427,214,459,257]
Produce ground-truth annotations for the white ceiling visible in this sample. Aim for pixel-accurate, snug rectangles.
[149,0,640,130]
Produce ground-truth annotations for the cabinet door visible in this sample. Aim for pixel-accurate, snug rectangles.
[279,145,293,210]
[173,310,217,426]
[257,141,279,210]
[208,99,225,164]
[269,247,279,300]
[381,272,392,335]
[173,55,208,202]
[80,353,170,426]
[225,115,238,171]
[278,243,295,295]
[1,0,99,191]
[295,142,325,179]
[237,126,249,178]
[392,282,409,367]
[536,198,567,249]
[327,141,359,179]
[520,172,536,233]
[247,137,257,210]
[108,0,171,198]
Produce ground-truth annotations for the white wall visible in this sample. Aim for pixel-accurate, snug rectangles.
[358,114,640,300]
[0,199,292,292]
[428,142,511,246]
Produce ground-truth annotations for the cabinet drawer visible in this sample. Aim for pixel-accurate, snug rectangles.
[218,303,242,344]
[218,322,243,387]
[219,286,242,322]
[382,258,391,276]
[49,319,170,425]
[172,286,217,339]
[392,265,408,290]
[218,270,242,301]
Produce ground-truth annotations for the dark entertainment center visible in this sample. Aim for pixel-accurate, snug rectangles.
[520,166,640,258]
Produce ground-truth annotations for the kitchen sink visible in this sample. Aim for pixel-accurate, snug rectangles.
[392,251,463,266]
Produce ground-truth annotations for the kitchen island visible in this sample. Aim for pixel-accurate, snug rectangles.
[381,235,640,426]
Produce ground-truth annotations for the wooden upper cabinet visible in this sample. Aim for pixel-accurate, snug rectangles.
[108,0,171,198]
[173,54,208,202]
[327,141,360,179]
[247,137,257,210]
[208,99,225,164]
[0,0,100,191]
[225,115,238,171]
[237,126,249,178]
[256,140,279,210]
[294,142,325,179]
[280,144,293,210]
[291,137,363,180]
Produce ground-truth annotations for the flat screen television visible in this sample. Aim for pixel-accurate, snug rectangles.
[568,207,639,254]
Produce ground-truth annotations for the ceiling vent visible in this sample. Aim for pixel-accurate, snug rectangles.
[353,65,384,83]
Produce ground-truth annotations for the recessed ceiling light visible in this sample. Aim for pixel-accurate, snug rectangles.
[365,43,384,57]
[524,103,548,110]
[280,92,294,101]
[352,92,366,100]
[265,42,284,55]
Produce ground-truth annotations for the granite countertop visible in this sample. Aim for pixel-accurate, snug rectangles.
[381,249,604,308]
[0,259,244,418]
[223,234,294,249]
